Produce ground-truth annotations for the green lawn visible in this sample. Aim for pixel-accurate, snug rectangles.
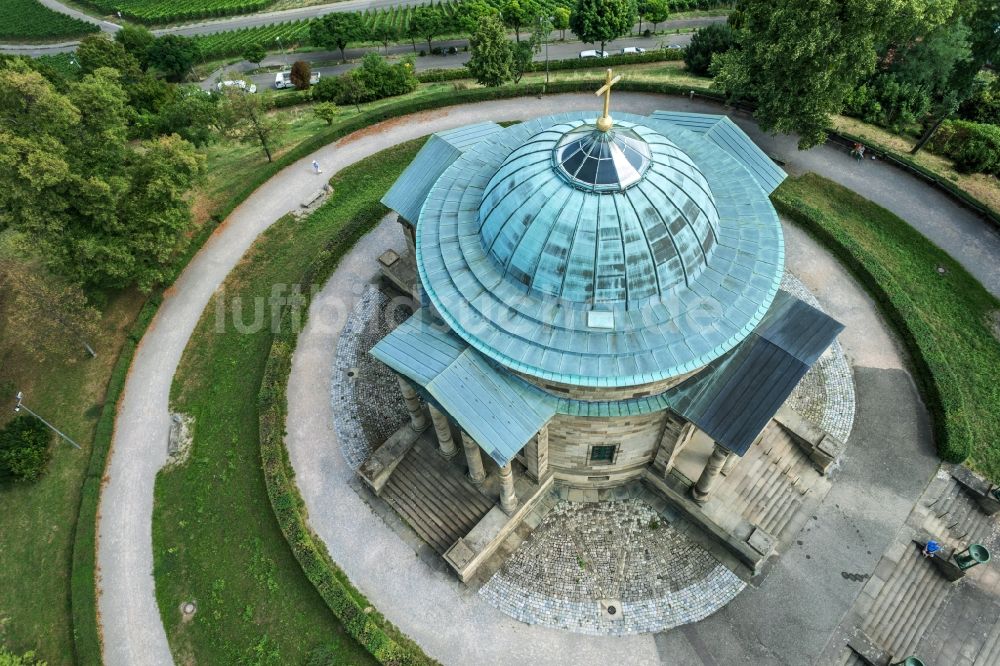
[0,274,144,664]
[773,174,1000,477]
[153,138,427,665]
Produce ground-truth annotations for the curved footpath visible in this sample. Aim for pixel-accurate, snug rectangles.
[96,92,996,665]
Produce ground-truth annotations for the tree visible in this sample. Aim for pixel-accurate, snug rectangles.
[456,0,500,34]
[0,415,52,483]
[290,59,312,89]
[311,12,365,62]
[313,101,337,125]
[155,85,220,147]
[644,0,669,32]
[467,15,514,87]
[352,53,418,100]
[217,84,283,161]
[0,252,101,361]
[337,73,366,111]
[145,34,200,82]
[511,40,533,84]
[409,6,444,53]
[0,64,204,290]
[311,74,340,102]
[552,7,571,40]
[683,23,735,76]
[713,0,934,149]
[502,0,539,42]
[76,34,141,80]
[114,24,155,69]
[570,0,637,53]
[370,22,399,54]
[242,42,267,66]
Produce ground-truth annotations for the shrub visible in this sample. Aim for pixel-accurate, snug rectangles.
[928,120,1000,176]
[683,23,734,76]
[0,646,47,665]
[311,75,339,102]
[290,60,312,90]
[350,53,418,103]
[959,73,1000,126]
[0,415,52,482]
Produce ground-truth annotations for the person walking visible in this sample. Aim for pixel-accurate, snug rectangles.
[312,160,322,175]
[923,539,941,558]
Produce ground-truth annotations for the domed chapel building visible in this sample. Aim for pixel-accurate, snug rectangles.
[361,73,846,583]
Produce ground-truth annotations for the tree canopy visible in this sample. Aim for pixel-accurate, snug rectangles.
[0,63,203,290]
[569,0,637,52]
[310,12,366,61]
[409,6,444,52]
[145,34,200,82]
[502,0,540,42]
[684,23,735,77]
[468,14,514,87]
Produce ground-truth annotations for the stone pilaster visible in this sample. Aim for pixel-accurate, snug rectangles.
[396,375,428,431]
[691,443,730,505]
[498,462,518,514]
[428,405,458,459]
[522,425,549,481]
[461,431,486,485]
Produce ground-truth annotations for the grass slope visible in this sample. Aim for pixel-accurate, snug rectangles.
[773,174,1000,477]
[0,284,144,664]
[153,139,426,665]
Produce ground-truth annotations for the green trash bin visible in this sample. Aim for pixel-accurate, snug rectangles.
[953,544,991,570]
[890,658,925,666]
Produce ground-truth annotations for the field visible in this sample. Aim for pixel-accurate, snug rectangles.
[79,0,272,23]
[0,0,98,42]
[192,0,724,58]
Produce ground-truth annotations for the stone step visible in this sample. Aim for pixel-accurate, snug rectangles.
[974,614,1000,666]
[382,439,494,554]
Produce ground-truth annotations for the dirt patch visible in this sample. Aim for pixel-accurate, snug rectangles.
[988,310,1000,344]
[338,108,447,147]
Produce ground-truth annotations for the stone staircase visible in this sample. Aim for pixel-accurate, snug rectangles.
[713,424,830,544]
[382,438,494,554]
[861,545,951,657]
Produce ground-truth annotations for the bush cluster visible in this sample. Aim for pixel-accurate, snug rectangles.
[0,415,52,483]
[313,54,418,106]
[928,120,1000,176]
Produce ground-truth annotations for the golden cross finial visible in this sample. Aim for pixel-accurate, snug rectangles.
[595,68,622,132]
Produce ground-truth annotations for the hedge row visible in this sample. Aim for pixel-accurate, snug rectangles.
[416,47,685,83]
[258,204,435,665]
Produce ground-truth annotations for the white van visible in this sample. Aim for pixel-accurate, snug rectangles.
[217,79,257,94]
[620,46,646,55]
[579,49,609,59]
[274,71,291,89]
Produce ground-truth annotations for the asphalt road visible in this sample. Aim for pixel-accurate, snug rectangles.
[205,31,696,91]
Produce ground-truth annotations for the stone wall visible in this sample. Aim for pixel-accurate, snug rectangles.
[548,409,685,488]
[513,367,702,401]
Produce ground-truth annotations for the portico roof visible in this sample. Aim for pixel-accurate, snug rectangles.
[370,308,557,467]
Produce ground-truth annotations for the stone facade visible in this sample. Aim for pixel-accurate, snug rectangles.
[546,409,685,488]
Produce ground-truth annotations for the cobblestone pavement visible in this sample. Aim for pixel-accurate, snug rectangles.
[479,499,746,635]
[332,286,410,470]
[783,272,857,443]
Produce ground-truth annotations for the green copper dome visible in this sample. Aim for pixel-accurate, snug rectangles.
[479,119,720,306]
[413,111,786,388]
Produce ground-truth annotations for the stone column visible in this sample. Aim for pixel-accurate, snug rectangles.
[721,451,741,476]
[396,376,428,431]
[498,462,518,514]
[691,444,730,505]
[461,431,486,485]
[428,405,458,459]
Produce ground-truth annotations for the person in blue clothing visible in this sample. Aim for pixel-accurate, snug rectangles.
[923,539,942,558]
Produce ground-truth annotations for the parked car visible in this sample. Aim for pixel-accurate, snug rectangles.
[446,46,459,55]
[667,44,683,50]
[217,79,257,94]
[620,46,647,55]
[579,49,609,59]
[276,70,321,88]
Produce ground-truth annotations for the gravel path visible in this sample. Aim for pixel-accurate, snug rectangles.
[96,92,994,665]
